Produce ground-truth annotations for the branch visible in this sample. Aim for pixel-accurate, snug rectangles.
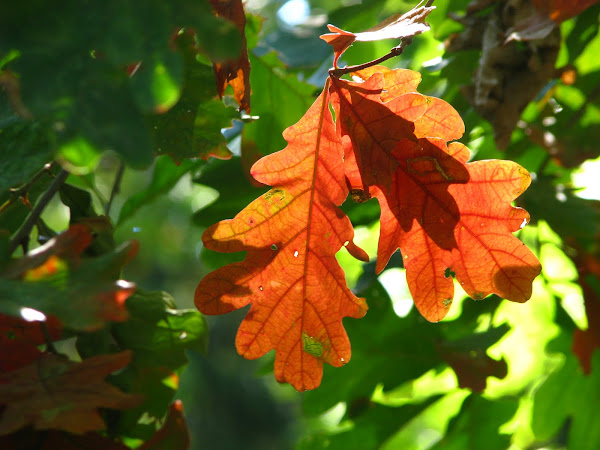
[8,169,69,255]
[105,160,125,216]
[328,0,435,78]
[329,37,414,78]
[0,162,54,215]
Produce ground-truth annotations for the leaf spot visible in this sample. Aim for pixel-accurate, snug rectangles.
[264,188,286,203]
[301,332,323,359]
[406,156,454,181]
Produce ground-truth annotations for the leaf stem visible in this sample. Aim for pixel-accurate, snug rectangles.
[329,38,414,78]
[40,322,59,354]
[328,0,435,78]
[8,169,69,255]
[105,160,125,216]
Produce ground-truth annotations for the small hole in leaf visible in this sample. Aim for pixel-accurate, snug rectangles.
[271,244,277,251]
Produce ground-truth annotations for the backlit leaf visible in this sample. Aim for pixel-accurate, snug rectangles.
[196,84,368,391]
[321,4,436,68]
[209,0,251,112]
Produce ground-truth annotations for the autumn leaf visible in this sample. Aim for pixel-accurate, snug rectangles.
[209,0,251,112]
[140,400,190,450]
[0,314,62,373]
[320,3,435,68]
[196,84,368,391]
[0,351,143,435]
[336,68,540,321]
[330,70,429,192]
[196,65,540,386]
[0,224,137,330]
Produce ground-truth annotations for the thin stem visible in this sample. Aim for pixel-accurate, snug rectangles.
[40,322,59,354]
[105,160,125,216]
[328,0,435,78]
[0,162,55,215]
[8,169,69,255]
[329,38,414,78]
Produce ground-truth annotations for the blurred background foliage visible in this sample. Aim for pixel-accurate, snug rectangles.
[1,0,600,449]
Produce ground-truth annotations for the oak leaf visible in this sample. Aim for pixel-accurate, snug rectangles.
[0,351,143,435]
[0,314,62,373]
[337,68,541,321]
[0,224,137,331]
[209,0,251,112]
[196,66,540,387]
[196,85,368,391]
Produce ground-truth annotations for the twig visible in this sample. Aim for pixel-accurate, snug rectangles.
[105,160,125,216]
[8,169,69,255]
[0,162,54,215]
[329,38,414,78]
[328,0,435,78]
[40,322,59,354]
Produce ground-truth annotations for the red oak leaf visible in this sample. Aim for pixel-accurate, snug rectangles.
[196,84,368,391]
[0,314,62,373]
[140,400,190,450]
[336,68,540,321]
[196,62,540,387]
[209,0,251,112]
[0,351,143,435]
[320,3,435,68]
[330,71,429,192]
[1,224,138,331]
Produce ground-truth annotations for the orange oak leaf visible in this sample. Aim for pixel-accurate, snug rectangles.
[195,84,368,391]
[0,351,143,435]
[209,0,251,112]
[0,314,62,373]
[1,224,138,331]
[140,400,189,450]
[330,71,429,192]
[336,68,541,321]
[320,3,435,68]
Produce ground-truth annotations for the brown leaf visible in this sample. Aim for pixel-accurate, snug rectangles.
[210,0,251,112]
[140,400,190,450]
[321,3,435,68]
[0,314,62,373]
[0,351,144,435]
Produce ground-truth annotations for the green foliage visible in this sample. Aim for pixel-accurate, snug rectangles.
[1,0,600,449]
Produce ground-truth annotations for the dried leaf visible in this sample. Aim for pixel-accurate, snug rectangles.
[140,400,190,450]
[0,351,143,435]
[210,0,251,112]
[321,3,435,68]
